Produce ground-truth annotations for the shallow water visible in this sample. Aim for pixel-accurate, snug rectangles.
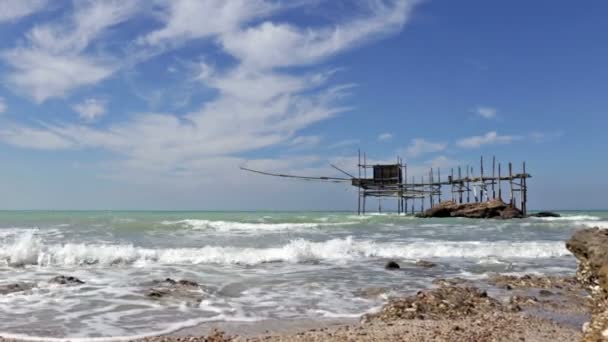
[0,210,604,339]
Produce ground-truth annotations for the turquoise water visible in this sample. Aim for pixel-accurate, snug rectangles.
[0,210,605,339]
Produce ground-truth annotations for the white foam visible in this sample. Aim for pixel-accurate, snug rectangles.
[0,233,571,267]
[161,219,356,231]
[531,215,600,222]
[575,221,608,229]
[0,317,210,342]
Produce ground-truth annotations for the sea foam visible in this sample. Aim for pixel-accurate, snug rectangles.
[0,232,570,267]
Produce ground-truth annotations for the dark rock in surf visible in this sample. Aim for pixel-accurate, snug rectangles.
[0,282,34,295]
[385,261,401,270]
[528,211,561,218]
[145,278,205,304]
[49,275,85,285]
[415,260,437,268]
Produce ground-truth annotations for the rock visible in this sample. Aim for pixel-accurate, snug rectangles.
[529,211,561,218]
[145,278,206,305]
[363,286,513,322]
[415,201,458,218]
[416,200,523,219]
[0,283,34,295]
[49,275,85,285]
[566,228,608,341]
[415,260,437,268]
[499,205,524,219]
[385,261,400,270]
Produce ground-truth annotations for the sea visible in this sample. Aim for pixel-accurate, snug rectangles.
[0,210,605,340]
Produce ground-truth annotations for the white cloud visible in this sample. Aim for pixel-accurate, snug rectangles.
[0,97,6,113]
[456,131,520,148]
[290,135,322,149]
[475,106,497,119]
[143,0,277,46]
[0,125,74,150]
[0,0,47,23]
[221,0,415,70]
[73,98,107,122]
[2,1,139,102]
[0,0,420,190]
[378,132,393,141]
[329,139,360,149]
[405,138,447,157]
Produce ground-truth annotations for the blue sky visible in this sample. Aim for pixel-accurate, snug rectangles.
[0,0,606,210]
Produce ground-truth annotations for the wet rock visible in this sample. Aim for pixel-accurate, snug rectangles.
[566,227,608,341]
[385,261,400,270]
[0,283,34,295]
[145,278,205,305]
[354,287,389,299]
[415,260,437,268]
[416,200,523,219]
[49,275,85,285]
[499,205,524,219]
[432,277,471,287]
[487,274,580,291]
[363,286,514,322]
[539,289,554,297]
[529,211,561,218]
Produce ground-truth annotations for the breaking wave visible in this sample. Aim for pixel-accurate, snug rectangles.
[0,232,570,267]
[161,219,356,231]
[531,215,600,222]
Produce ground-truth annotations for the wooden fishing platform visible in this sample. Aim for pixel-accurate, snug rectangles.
[241,152,531,216]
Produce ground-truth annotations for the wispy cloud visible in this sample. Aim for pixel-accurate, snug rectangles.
[378,132,393,141]
[474,106,497,119]
[456,131,520,148]
[0,97,6,114]
[2,1,140,102]
[328,139,360,149]
[405,138,447,157]
[73,98,107,122]
[0,0,420,188]
[0,0,47,23]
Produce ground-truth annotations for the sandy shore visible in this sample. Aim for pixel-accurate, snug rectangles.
[129,274,589,342]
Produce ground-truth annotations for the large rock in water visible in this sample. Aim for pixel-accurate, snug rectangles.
[566,228,608,341]
[416,200,523,219]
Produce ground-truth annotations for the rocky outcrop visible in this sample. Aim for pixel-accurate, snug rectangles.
[363,286,519,323]
[566,228,608,341]
[416,200,524,219]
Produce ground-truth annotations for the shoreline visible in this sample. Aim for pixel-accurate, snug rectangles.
[147,274,588,342]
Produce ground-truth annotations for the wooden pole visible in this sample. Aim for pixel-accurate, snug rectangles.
[458,166,463,203]
[437,168,441,203]
[509,162,514,206]
[492,156,496,200]
[498,163,502,201]
[466,165,471,203]
[480,156,484,201]
[358,149,361,215]
[522,161,527,216]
